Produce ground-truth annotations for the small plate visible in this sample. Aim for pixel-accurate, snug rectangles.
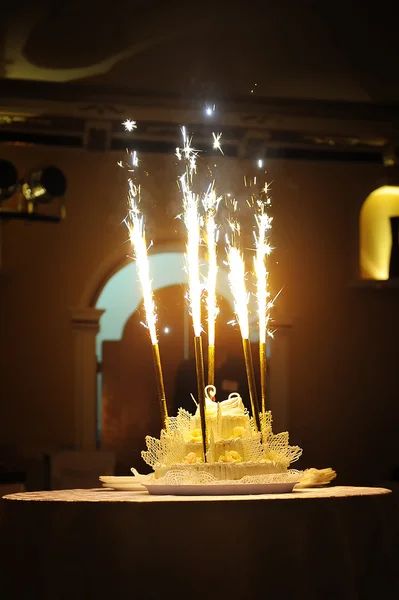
[101,483,146,492]
[99,476,146,492]
[144,482,297,496]
[99,476,139,484]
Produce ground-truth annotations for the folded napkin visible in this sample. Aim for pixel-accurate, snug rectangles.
[295,467,337,489]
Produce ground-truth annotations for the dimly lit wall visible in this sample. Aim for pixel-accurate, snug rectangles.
[0,143,397,486]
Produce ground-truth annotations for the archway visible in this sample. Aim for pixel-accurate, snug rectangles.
[95,250,236,460]
[95,251,235,356]
[70,249,290,460]
[360,185,399,280]
[100,284,244,473]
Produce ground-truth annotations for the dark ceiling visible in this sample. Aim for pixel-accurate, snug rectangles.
[1,1,399,103]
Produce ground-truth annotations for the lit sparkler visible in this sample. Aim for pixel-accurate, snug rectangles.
[254,201,273,414]
[178,128,207,459]
[181,176,202,338]
[126,168,168,429]
[123,119,137,132]
[203,184,220,387]
[227,238,261,431]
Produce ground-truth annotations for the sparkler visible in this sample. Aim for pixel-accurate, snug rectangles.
[227,240,261,431]
[254,200,273,414]
[178,128,207,460]
[126,166,168,429]
[203,185,220,387]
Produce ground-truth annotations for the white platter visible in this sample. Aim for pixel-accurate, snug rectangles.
[144,482,297,496]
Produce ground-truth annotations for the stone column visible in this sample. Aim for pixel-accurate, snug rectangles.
[70,308,104,450]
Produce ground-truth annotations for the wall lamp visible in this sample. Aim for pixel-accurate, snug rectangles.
[0,162,66,222]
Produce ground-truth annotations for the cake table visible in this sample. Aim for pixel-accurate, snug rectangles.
[0,486,398,600]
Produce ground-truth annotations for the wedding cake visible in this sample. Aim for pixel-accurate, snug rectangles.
[141,386,302,484]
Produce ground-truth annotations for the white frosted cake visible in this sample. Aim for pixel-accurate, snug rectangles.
[141,386,302,484]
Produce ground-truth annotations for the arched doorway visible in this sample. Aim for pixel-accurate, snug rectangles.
[95,250,246,473]
[100,284,247,473]
[70,247,292,462]
[360,185,399,280]
[71,251,289,466]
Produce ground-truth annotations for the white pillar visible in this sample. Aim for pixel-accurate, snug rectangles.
[70,308,104,450]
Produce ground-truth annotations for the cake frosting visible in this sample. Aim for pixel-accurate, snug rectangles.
[141,386,302,483]
[192,393,249,441]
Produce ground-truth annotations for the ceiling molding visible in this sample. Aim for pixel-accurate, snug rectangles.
[0,80,398,161]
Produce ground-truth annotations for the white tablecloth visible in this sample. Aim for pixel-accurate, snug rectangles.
[1,486,398,599]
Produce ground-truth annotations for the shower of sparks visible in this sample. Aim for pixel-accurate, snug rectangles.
[117,149,139,171]
[177,127,203,337]
[212,132,224,155]
[203,185,221,346]
[254,203,273,344]
[227,243,250,340]
[123,119,137,132]
[227,222,261,426]
[181,174,203,337]
[126,178,158,345]
[175,147,182,160]
[177,126,199,177]
[131,150,139,168]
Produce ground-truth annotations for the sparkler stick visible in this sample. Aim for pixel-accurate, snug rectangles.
[178,129,207,460]
[126,176,168,429]
[259,340,267,415]
[152,343,168,426]
[203,185,220,388]
[208,344,215,388]
[227,244,261,431]
[254,205,273,414]
[194,335,207,457]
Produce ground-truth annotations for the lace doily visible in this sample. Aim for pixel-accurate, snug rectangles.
[142,404,302,469]
[142,386,302,478]
[150,469,302,486]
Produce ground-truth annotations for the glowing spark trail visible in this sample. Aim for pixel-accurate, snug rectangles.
[227,241,260,430]
[181,175,202,337]
[131,150,139,168]
[254,198,273,414]
[203,185,220,386]
[127,182,157,345]
[180,126,199,176]
[178,127,207,458]
[254,207,273,346]
[227,246,250,340]
[126,160,168,428]
[212,132,224,155]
